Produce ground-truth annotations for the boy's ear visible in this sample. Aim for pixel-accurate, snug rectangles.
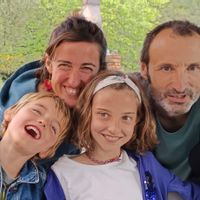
[140,62,148,80]
[3,109,13,122]
[45,54,52,74]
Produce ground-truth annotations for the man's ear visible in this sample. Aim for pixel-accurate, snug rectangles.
[45,54,52,74]
[140,62,148,80]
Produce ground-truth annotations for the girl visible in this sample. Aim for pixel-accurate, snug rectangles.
[44,71,200,200]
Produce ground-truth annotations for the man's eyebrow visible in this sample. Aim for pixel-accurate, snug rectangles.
[186,62,200,66]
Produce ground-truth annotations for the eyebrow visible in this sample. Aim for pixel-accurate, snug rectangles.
[35,103,46,110]
[123,112,136,115]
[54,60,71,64]
[96,108,136,114]
[82,63,97,68]
[186,62,200,66]
[55,60,97,68]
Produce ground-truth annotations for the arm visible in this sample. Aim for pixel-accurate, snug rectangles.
[44,169,66,200]
[145,152,200,200]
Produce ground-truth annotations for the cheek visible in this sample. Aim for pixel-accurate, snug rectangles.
[80,73,96,85]
[124,125,135,137]
[51,70,68,82]
[91,118,106,134]
[44,134,57,148]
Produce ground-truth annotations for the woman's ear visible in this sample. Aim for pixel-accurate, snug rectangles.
[45,54,52,74]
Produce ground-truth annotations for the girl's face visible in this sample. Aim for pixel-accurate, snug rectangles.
[90,86,139,156]
[4,97,65,158]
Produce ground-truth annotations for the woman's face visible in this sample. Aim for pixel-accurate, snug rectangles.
[46,41,100,107]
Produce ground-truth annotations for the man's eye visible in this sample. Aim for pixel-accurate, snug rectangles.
[161,65,173,72]
[187,64,200,71]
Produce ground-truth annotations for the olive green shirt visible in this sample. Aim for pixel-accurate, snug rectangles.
[155,98,200,180]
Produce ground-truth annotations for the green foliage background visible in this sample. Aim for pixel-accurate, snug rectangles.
[0,0,200,83]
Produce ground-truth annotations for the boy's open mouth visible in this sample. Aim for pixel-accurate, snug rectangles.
[25,125,41,139]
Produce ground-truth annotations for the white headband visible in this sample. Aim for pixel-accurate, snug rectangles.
[93,75,141,103]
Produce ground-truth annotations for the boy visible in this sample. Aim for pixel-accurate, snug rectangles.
[0,92,70,200]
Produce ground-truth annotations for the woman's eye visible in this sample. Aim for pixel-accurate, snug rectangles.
[81,66,93,73]
[58,63,71,70]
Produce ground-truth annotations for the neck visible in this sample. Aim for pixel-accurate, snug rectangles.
[0,137,31,178]
[86,149,122,165]
[157,111,188,132]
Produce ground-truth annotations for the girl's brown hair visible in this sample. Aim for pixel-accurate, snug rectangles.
[73,70,158,154]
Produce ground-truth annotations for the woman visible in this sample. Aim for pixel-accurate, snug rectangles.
[0,13,107,168]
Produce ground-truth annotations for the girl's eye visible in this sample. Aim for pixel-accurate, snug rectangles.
[122,116,132,122]
[98,112,109,119]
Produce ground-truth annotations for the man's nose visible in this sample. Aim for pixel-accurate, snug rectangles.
[172,71,188,92]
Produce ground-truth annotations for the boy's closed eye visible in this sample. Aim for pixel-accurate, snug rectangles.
[32,108,42,115]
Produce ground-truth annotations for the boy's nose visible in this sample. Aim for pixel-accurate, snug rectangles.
[38,119,46,127]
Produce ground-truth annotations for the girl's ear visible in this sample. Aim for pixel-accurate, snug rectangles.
[45,54,52,74]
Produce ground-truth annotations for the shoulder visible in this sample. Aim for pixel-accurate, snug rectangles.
[51,155,72,172]
[44,169,65,200]
[0,60,40,118]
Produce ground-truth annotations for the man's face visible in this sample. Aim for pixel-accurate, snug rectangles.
[141,28,200,117]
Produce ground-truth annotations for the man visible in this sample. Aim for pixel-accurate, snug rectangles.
[139,20,200,182]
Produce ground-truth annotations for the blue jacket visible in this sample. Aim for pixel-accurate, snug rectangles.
[44,151,200,200]
[0,160,46,200]
[0,61,79,169]
[0,60,40,122]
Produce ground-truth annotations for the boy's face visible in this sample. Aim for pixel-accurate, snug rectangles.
[90,87,138,155]
[5,97,65,158]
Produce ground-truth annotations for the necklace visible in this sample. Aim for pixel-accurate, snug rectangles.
[86,152,122,165]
